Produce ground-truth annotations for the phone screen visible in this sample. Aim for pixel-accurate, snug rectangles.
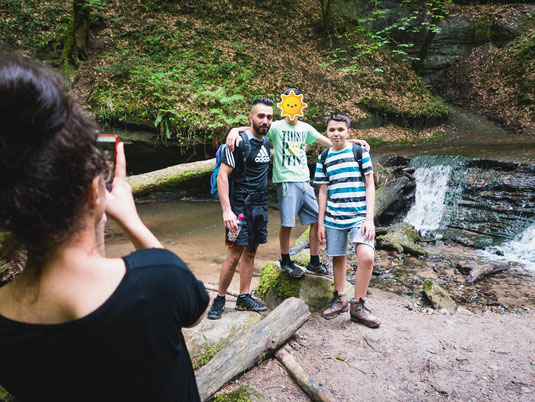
[97,134,119,191]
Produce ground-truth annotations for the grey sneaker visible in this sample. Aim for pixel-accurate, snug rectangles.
[280,259,305,278]
[306,261,329,276]
[207,296,225,320]
[322,291,349,319]
[235,294,268,312]
[350,297,381,328]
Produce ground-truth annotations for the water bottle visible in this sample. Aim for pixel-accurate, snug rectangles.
[226,214,245,247]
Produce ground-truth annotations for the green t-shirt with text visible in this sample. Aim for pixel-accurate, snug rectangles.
[266,120,322,183]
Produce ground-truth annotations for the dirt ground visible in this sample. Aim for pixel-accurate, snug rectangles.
[217,286,535,401]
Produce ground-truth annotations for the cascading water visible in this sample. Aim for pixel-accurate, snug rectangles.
[404,155,467,234]
[482,223,535,271]
[404,165,452,232]
[403,155,535,271]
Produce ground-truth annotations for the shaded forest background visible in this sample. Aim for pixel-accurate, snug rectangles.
[1,0,534,146]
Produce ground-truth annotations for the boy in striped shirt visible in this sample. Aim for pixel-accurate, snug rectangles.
[314,112,380,328]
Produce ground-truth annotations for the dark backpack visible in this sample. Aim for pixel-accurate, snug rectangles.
[319,143,364,178]
[210,131,251,199]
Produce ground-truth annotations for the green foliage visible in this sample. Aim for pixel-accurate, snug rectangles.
[214,385,264,402]
[190,342,222,371]
[0,385,15,402]
[332,0,452,68]
[1,0,71,62]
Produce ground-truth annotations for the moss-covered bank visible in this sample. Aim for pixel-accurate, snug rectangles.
[2,0,449,146]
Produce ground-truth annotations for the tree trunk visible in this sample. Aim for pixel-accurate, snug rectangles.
[195,297,310,401]
[375,175,411,218]
[73,0,90,61]
[128,158,215,196]
[465,263,509,285]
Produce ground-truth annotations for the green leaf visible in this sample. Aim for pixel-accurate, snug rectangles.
[154,114,163,127]
[219,94,244,104]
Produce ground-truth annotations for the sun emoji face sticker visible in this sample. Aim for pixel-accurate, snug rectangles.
[277,90,308,120]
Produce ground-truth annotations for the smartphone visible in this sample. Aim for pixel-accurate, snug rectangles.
[97,134,120,191]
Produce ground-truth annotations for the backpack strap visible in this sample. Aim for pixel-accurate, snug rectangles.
[352,143,364,176]
[320,146,331,177]
[237,131,251,178]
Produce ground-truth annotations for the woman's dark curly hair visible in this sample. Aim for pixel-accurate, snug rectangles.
[0,51,106,258]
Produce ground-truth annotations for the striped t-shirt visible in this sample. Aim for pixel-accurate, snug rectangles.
[314,145,373,229]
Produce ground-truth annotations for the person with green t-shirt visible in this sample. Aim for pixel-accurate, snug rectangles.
[226,88,369,278]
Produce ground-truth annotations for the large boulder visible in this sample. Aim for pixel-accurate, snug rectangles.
[256,262,354,312]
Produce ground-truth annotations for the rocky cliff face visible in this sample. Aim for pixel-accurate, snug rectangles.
[419,4,535,78]
[444,159,535,239]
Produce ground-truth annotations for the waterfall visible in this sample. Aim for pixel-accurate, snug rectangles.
[482,223,535,271]
[404,165,452,232]
[404,155,467,234]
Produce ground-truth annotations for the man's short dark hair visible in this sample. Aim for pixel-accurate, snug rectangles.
[284,88,302,96]
[326,111,351,128]
[251,97,274,109]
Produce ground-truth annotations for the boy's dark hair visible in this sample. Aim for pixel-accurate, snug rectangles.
[251,97,274,109]
[326,111,351,128]
[284,88,302,96]
[0,51,105,259]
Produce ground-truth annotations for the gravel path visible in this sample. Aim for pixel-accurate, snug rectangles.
[219,288,535,401]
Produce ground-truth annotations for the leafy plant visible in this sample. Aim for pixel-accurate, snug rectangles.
[331,0,452,69]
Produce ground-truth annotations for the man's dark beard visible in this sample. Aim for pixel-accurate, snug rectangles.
[252,121,269,135]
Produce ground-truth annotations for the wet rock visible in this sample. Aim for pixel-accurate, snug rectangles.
[376,222,427,256]
[422,279,457,313]
[457,260,476,275]
[382,155,411,167]
[256,262,353,312]
[443,160,535,240]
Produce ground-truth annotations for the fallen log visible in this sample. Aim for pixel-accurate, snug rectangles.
[289,227,310,255]
[375,176,411,219]
[203,283,240,298]
[275,345,335,402]
[465,263,509,285]
[127,158,215,196]
[196,297,310,401]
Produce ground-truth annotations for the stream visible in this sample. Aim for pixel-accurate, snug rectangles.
[104,200,304,284]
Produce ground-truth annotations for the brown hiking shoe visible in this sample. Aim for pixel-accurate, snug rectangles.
[350,298,381,328]
[322,291,349,320]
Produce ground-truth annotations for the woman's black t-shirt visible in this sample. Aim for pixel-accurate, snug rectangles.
[0,248,209,401]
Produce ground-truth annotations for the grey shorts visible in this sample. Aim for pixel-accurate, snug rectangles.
[325,225,375,257]
[277,182,319,227]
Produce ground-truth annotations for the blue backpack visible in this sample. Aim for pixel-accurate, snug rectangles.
[210,131,251,199]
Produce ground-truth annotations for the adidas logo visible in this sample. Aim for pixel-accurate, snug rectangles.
[255,145,270,163]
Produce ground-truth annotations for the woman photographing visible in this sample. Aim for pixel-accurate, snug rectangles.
[0,52,208,401]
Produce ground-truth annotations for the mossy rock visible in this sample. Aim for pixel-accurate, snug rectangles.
[256,262,353,312]
[376,222,427,256]
[214,384,269,402]
[422,279,457,313]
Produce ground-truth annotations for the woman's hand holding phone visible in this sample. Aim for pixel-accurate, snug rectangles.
[105,142,162,249]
